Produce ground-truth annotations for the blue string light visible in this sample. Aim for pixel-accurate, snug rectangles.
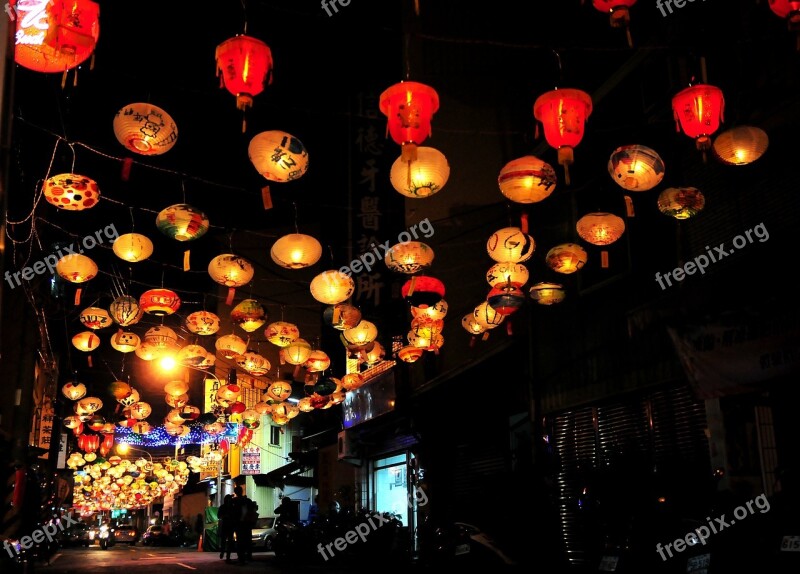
[115,423,239,447]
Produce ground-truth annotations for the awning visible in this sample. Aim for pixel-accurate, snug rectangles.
[251,451,317,489]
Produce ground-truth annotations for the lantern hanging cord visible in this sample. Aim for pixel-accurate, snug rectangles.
[293,201,299,234]
[241,0,249,34]
[129,207,136,232]
[552,49,563,89]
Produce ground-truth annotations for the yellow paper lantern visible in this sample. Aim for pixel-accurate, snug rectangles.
[43,173,101,211]
[712,126,769,166]
[113,103,178,156]
[297,397,315,412]
[546,243,588,274]
[165,393,189,408]
[473,301,504,330]
[305,350,331,373]
[365,342,385,364]
[576,213,626,246]
[135,341,162,361]
[248,130,309,182]
[119,388,140,407]
[62,382,87,401]
[79,307,112,330]
[529,282,566,305]
[462,314,487,335]
[112,233,154,263]
[215,334,247,359]
[657,187,706,220]
[164,380,190,397]
[607,145,665,192]
[56,254,98,283]
[208,254,255,287]
[281,338,312,365]
[144,326,178,348]
[231,299,268,333]
[389,146,450,198]
[271,233,322,269]
[131,421,152,435]
[156,204,210,241]
[486,262,529,288]
[266,380,293,402]
[110,331,141,353]
[77,396,103,413]
[384,241,435,274]
[109,296,143,327]
[342,320,378,346]
[323,304,362,330]
[177,344,212,368]
[129,402,152,420]
[186,311,221,336]
[486,227,535,263]
[397,345,425,363]
[498,155,557,204]
[310,270,355,305]
[72,331,100,352]
[265,321,300,347]
[410,299,449,321]
[236,351,271,376]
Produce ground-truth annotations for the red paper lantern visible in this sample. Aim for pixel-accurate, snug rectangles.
[592,1,637,47]
[14,0,101,74]
[487,286,526,316]
[672,84,725,153]
[769,0,800,38]
[139,288,181,316]
[99,433,114,457]
[379,81,440,161]
[401,276,445,308]
[77,433,100,454]
[533,88,593,185]
[215,34,274,130]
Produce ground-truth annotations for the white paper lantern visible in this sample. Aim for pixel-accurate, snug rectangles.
[248,130,309,183]
[113,103,178,156]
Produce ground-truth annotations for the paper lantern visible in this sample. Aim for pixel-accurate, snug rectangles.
[134,341,162,361]
[156,204,209,242]
[78,434,100,454]
[576,213,625,246]
[474,301,505,330]
[231,299,268,332]
[216,334,247,359]
[248,130,309,183]
[177,405,201,421]
[109,295,143,327]
[72,331,100,352]
[56,254,97,283]
[144,326,178,349]
[768,0,800,46]
[592,0,637,47]
[164,380,190,397]
[486,227,535,263]
[236,351,271,376]
[342,320,378,346]
[384,241,435,274]
[63,415,82,429]
[462,314,487,336]
[608,145,665,192]
[177,345,211,368]
[77,396,103,413]
[112,233,153,263]
[657,187,706,220]
[389,146,449,198]
[310,270,355,305]
[130,422,152,435]
[114,103,178,156]
[498,156,557,204]
[397,345,425,363]
[410,299,449,321]
[108,381,132,400]
[672,84,725,152]
[208,254,254,287]
[271,233,322,269]
[119,388,140,407]
[401,276,445,307]
[546,243,588,274]
[165,393,189,409]
[79,306,112,330]
[109,331,140,353]
[14,0,100,74]
[129,402,152,420]
[281,338,312,365]
[530,282,566,305]
[139,289,181,316]
[265,380,293,402]
[408,330,444,351]
[215,34,273,113]
[186,311,221,336]
[323,303,362,330]
[218,384,241,403]
[43,173,100,211]
[486,262,529,288]
[379,81,439,161]
[712,126,769,166]
[533,88,593,185]
[265,321,300,347]
[305,350,331,373]
[62,381,87,401]
[487,286,525,315]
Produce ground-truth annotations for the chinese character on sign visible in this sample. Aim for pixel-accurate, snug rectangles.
[357,196,381,231]
[356,273,384,307]
[359,159,379,193]
[355,125,384,156]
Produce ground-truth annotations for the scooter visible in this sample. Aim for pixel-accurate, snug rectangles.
[98,524,111,550]
[416,517,517,567]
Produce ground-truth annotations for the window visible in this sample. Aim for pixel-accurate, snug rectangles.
[269,426,281,446]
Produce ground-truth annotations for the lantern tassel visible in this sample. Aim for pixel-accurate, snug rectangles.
[183,250,191,272]
[87,355,93,368]
[601,250,610,269]
[626,27,633,49]
[520,212,529,234]
[74,288,82,306]
[121,157,133,181]
[226,288,236,306]
[90,53,96,71]
[61,70,68,90]
[506,320,513,336]
[481,331,490,341]
[469,336,476,348]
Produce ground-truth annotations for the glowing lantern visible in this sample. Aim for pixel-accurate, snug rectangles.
[139,289,181,316]
[486,262,529,288]
[63,415,82,429]
[397,345,424,363]
[242,409,260,429]
[389,146,450,198]
[657,187,706,220]
[530,282,567,305]
[672,84,725,153]
[305,350,331,373]
[297,397,315,412]
[487,286,525,316]
[112,233,153,263]
[271,233,322,269]
[14,0,100,74]
[156,204,209,242]
[72,331,99,352]
[77,396,102,413]
[592,0,637,47]
[119,388,139,407]
[342,321,378,346]
[231,299,268,332]
[135,341,162,361]
[323,304,362,330]
[576,213,625,246]
[109,295,143,327]
[498,156,557,204]
[265,321,300,347]
[712,126,769,166]
[248,130,309,183]
[533,88,593,185]
[129,402,152,420]
[165,424,189,438]
[266,380,293,402]
[281,338,312,365]
[384,242,435,274]
[109,331,140,353]
[310,270,355,305]
[165,393,189,409]
[218,384,241,402]
[474,301,505,330]
[410,299,448,321]
[113,103,178,156]
[487,227,535,263]
[131,422,152,435]
[186,311,220,336]
[768,0,800,47]
[205,422,225,435]
[108,381,132,401]
[462,314,487,336]
[144,326,178,348]
[215,34,273,126]
[87,415,105,432]
[62,381,87,401]
[56,254,97,283]
[79,306,112,330]
[43,173,100,211]
[236,351,271,376]
[401,276,445,307]
[164,380,190,397]
[379,81,440,161]
[409,330,444,351]
[607,145,665,192]
[78,434,100,454]
[215,334,247,359]
[209,254,254,304]
[177,345,212,368]
[546,243,588,274]
[177,405,201,421]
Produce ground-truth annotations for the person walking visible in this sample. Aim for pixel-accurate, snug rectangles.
[218,494,236,563]
[232,485,257,564]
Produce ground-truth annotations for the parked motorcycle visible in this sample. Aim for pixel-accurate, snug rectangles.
[416,517,517,567]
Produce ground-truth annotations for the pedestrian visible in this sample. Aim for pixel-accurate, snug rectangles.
[218,494,236,563]
[308,496,320,524]
[232,485,258,564]
[274,495,299,527]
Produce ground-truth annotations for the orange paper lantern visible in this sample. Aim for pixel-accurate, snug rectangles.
[139,288,181,316]
[43,173,100,210]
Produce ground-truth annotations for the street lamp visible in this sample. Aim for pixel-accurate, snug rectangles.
[116,443,153,465]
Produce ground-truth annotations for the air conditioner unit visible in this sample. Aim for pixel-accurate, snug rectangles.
[337,430,360,464]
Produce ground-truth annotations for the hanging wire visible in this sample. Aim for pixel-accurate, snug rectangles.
[552,49,564,89]
[293,201,300,234]
[241,0,249,35]
[68,142,77,172]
